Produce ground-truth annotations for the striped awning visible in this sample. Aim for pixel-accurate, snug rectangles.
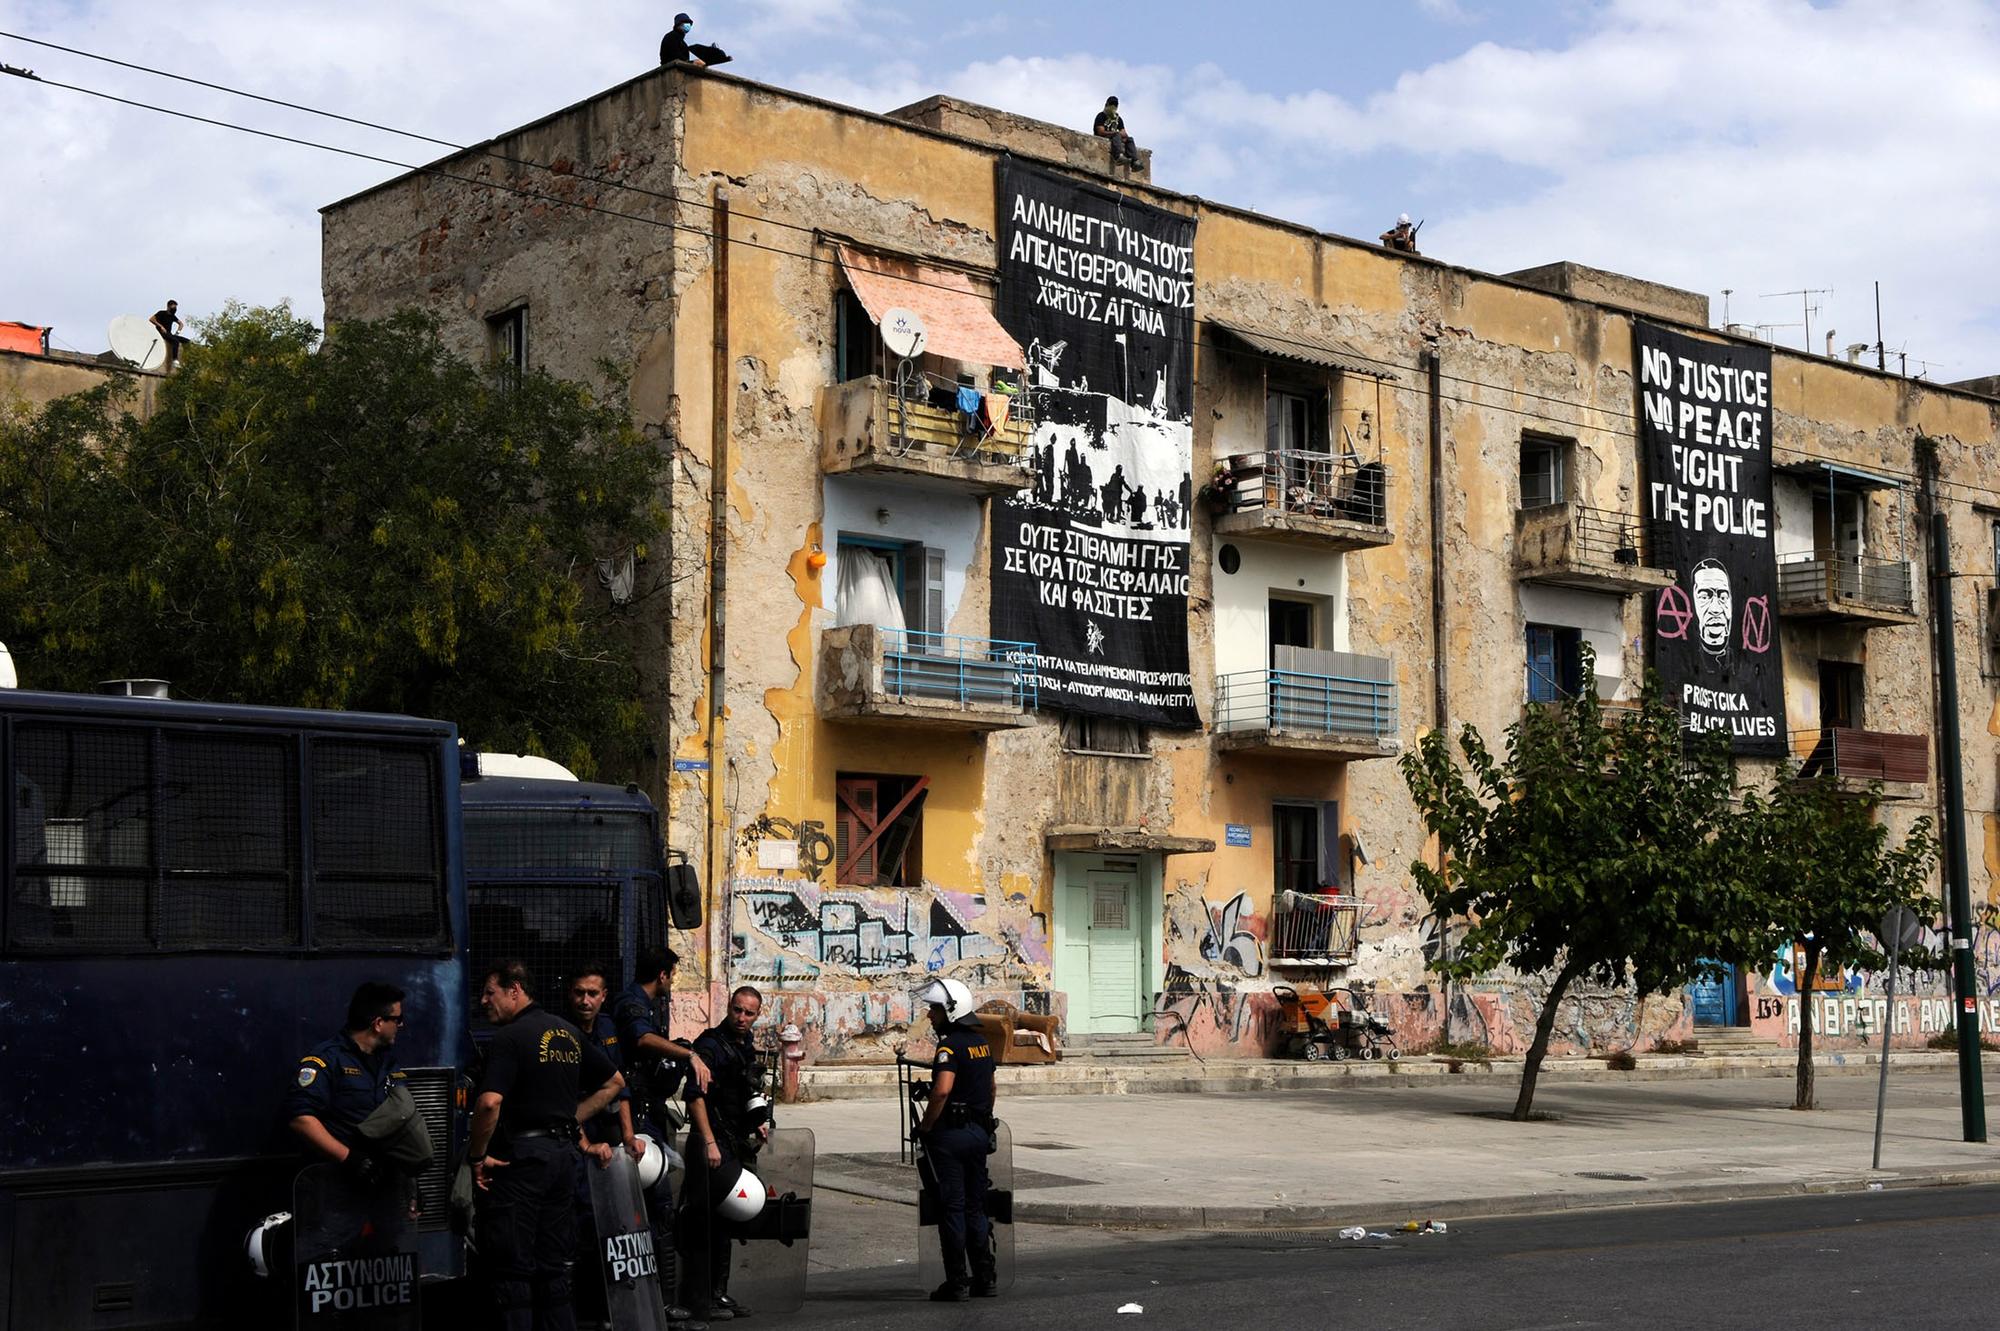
[837,246,1023,369]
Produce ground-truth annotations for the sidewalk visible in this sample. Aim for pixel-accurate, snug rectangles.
[785,1067,2000,1230]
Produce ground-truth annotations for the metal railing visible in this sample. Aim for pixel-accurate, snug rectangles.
[1792,725,1929,785]
[880,628,1037,710]
[1521,501,1666,568]
[1776,551,1914,612]
[1215,668,1398,738]
[885,368,1036,462]
[1269,890,1361,964]
[1221,448,1388,527]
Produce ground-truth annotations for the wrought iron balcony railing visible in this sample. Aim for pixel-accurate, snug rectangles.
[1219,447,1388,527]
[1269,890,1361,964]
[1776,551,1914,613]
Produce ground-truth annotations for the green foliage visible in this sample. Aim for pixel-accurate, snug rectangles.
[0,304,667,778]
[1400,654,1738,1117]
[1722,770,1937,1107]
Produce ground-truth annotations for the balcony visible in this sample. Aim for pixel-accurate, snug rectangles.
[816,375,1035,496]
[1776,552,1918,627]
[1210,448,1392,551]
[1213,651,1399,760]
[1515,502,1676,596]
[1268,891,1361,966]
[1792,725,1929,800]
[818,624,1036,731]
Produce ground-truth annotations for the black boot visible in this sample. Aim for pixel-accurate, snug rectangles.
[970,1248,999,1299]
[931,1246,971,1302]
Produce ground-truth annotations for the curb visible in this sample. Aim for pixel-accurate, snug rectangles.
[814,1165,2000,1230]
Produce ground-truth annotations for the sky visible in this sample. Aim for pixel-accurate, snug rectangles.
[3,0,1998,380]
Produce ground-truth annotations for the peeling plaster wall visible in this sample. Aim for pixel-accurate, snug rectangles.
[322,67,2000,1064]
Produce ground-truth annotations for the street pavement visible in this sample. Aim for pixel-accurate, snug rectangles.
[788,1068,2000,1233]
[795,1184,2000,1329]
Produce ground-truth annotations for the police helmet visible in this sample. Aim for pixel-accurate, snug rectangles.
[634,1132,681,1190]
[915,976,975,1023]
[717,1163,768,1222]
[245,1211,291,1279]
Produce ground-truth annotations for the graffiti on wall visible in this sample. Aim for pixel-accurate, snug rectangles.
[1747,904,2000,1048]
[1156,883,1283,1055]
[731,875,1049,988]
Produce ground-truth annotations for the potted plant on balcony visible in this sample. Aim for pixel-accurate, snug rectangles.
[1196,461,1235,517]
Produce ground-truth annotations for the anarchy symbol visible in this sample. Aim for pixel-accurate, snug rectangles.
[1741,595,1772,654]
[1655,584,1692,640]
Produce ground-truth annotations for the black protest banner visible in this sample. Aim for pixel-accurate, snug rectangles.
[992,160,1198,727]
[1637,322,1785,754]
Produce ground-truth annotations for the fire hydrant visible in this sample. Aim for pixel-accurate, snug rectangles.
[778,1022,806,1103]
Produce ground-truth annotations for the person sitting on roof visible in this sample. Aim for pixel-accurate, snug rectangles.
[1380,214,1421,254]
[661,12,731,68]
[1093,97,1141,168]
[149,300,189,370]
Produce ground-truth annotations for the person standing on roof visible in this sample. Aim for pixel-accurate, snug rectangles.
[1092,97,1141,167]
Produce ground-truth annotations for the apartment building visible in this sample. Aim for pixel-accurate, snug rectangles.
[321,67,2000,1060]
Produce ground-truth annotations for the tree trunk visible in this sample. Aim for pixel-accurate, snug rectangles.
[1794,941,1820,1110]
[1513,961,1580,1120]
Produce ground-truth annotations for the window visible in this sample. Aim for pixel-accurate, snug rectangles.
[1268,595,1322,664]
[833,773,928,887]
[1274,801,1340,894]
[835,537,947,637]
[1818,660,1863,729]
[835,289,876,383]
[1266,388,1329,454]
[7,723,445,954]
[487,306,527,372]
[1059,714,1147,756]
[1521,434,1569,509]
[1525,623,1584,702]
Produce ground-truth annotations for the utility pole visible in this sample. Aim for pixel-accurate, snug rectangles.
[1928,504,1987,1142]
[1874,281,1886,371]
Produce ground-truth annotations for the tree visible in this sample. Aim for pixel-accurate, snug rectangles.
[0,304,667,777]
[1723,770,1937,1110]
[1400,662,1739,1119]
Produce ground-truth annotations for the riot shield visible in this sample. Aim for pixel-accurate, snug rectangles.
[587,1149,671,1331]
[711,1128,813,1314]
[291,1163,420,1330]
[918,1119,1015,1294]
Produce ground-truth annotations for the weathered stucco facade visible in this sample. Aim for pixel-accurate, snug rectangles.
[321,67,2000,1063]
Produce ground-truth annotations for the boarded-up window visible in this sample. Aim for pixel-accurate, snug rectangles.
[833,773,929,887]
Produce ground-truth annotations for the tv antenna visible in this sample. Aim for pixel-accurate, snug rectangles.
[1720,288,1733,326]
[106,315,166,370]
[1759,288,1831,354]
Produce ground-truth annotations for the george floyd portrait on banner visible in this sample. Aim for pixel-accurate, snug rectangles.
[1637,322,1785,754]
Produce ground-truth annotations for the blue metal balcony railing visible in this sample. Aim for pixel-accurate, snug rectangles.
[880,629,1037,711]
[1215,668,1398,739]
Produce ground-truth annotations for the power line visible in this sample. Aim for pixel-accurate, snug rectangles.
[8,48,2000,512]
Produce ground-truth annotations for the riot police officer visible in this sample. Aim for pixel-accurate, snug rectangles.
[284,980,411,1187]
[469,959,625,1331]
[681,985,770,1322]
[568,962,704,1331]
[914,977,998,1302]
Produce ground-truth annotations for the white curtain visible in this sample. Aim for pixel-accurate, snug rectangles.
[836,548,905,630]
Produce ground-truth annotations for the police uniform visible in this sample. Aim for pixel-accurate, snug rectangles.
[679,1021,763,1315]
[477,1005,617,1331]
[283,1031,407,1152]
[610,981,687,1130]
[923,1018,997,1295]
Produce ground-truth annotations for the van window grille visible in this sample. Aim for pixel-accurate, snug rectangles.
[468,884,619,1026]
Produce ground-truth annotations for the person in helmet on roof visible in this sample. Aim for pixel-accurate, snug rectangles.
[1379,213,1421,254]
[913,976,999,1302]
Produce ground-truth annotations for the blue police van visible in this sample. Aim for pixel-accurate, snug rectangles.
[0,689,470,1329]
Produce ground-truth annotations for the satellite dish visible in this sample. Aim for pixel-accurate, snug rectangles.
[0,643,15,689]
[107,315,167,371]
[879,307,927,360]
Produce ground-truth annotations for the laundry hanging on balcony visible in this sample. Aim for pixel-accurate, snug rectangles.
[836,245,1024,369]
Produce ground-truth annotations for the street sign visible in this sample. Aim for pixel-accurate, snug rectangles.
[1225,824,1251,848]
[1879,906,1922,951]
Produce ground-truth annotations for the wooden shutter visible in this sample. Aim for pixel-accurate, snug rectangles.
[1316,800,1341,889]
[835,777,879,883]
[899,543,946,639]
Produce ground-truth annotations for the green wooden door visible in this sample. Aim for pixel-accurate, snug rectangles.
[1084,869,1142,1033]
